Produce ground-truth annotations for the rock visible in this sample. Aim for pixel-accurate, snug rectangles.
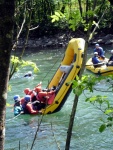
[105,39,113,45]
[14,32,113,49]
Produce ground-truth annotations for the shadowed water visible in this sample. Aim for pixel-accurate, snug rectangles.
[5,45,113,150]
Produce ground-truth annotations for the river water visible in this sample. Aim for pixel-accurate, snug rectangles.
[5,44,113,150]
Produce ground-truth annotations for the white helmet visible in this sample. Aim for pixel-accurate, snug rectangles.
[95,44,99,47]
[28,71,32,75]
[111,50,113,54]
[94,52,98,55]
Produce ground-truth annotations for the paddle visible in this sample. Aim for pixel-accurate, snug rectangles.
[86,62,106,66]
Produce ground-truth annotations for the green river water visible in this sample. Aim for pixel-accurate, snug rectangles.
[5,45,113,150]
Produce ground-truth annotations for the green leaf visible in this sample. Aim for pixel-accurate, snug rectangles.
[99,124,106,132]
[6,103,11,107]
[55,11,61,17]
[105,109,113,114]
[107,117,113,121]
[85,97,90,102]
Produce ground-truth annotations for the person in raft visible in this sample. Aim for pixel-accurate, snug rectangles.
[23,88,36,101]
[23,82,56,110]
[23,82,42,102]
[94,43,105,59]
[106,50,113,66]
[34,85,56,104]
[13,95,23,116]
[21,95,39,114]
[24,71,32,77]
[92,52,105,67]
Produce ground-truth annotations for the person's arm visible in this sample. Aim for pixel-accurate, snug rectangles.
[100,47,104,56]
[92,57,100,64]
[26,103,38,114]
[94,48,96,53]
[108,56,112,62]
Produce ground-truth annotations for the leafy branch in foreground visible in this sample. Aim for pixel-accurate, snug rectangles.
[86,95,113,133]
[9,55,40,80]
[72,74,113,132]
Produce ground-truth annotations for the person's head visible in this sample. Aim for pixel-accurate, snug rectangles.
[94,52,98,56]
[34,86,42,93]
[24,88,30,95]
[95,43,99,49]
[28,71,32,76]
[13,95,20,103]
[111,50,113,54]
[24,95,31,103]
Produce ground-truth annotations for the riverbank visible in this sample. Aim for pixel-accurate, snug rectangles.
[15,30,113,49]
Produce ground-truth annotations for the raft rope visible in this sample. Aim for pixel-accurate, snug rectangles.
[5,113,21,123]
[42,56,61,83]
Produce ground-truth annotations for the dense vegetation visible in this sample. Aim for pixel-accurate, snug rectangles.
[14,0,113,39]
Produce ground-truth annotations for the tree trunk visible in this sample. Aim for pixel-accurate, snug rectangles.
[65,10,93,150]
[0,1,15,149]
[65,1,107,148]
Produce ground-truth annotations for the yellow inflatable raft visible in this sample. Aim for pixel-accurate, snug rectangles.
[86,58,113,76]
[40,38,85,114]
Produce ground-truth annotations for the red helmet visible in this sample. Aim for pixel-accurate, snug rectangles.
[34,86,41,93]
[24,88,30,95]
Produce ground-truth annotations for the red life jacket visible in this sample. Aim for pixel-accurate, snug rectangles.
[26,103,38,114]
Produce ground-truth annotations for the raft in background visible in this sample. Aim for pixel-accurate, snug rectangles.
[86,57,113,76]
[40,38,85,114]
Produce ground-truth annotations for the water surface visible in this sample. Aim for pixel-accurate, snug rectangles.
[5,45,113,150]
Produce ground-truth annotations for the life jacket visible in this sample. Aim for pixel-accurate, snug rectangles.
[92,56,100,64]
[36,90,55,103]
[14,106,22,116]
[20,97,25,105]
[26,103,38,114]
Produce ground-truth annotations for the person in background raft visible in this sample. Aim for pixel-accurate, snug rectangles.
[13,95,23,116]
[94,43,105,59]
[106,50,113,66]
[24,71,32,77]
[92,52,104,67]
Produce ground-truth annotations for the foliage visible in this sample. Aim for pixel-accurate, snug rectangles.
[14,0,57,37]
[51,11,65,22]
[72,74,113,132]
[50,0,113,34]
[13,0,113,37]
[9,56,40,80]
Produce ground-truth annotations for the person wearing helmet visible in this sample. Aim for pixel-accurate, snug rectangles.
[34,82,42,92]
[21,95,31,114]
[106,50,113,66]
[23,87,37,102]
[92,52,104,67]
[13,95,20,104]
[24,71,32,77]
[13,95,23,116]
[24,88,31,95]
[94,43,105,59]
[34,86,42,93]
[22,95,39,114]
[36,89,56,104]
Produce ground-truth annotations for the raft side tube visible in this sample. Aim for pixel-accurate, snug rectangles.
[41,38,85,114]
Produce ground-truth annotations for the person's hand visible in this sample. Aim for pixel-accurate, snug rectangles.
[33,90,37,96]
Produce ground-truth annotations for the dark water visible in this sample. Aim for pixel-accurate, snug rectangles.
[5,44,113,150]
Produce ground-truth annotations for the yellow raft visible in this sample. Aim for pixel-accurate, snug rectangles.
[40,38,85,114]
[86,57,113,76]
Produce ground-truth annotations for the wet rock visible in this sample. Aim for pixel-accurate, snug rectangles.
[15,32,113,49]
